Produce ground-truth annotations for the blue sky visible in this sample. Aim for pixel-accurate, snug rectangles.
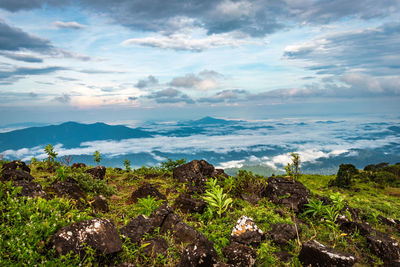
[0,0,399,124]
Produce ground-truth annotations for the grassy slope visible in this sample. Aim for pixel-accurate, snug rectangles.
[1,161,400,266]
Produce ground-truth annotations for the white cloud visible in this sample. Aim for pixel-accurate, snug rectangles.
[54,21,87,29]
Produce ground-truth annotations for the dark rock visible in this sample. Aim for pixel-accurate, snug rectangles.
[149,204,174,227]
[269,223,301,247]
[378,215,400,231]
[173,159,227,193]
[173,193,207,214]
[263,177,311,212]
[51,218,122,257]
[50,178,86,203]
[2,160,30,173]
[1,169,34,181]
[142,237,168,257]
[160,212,206,244]
[90,195,109,213]
[299,240,357,267]
[240,193,261,205]
[178,238,219,267]
[223,241,256,267]
[13,180,47,199]
[275,250,293,262]
[274,209,286,217]
[367,230,400,265]
[230,216,264,247]
[71,163,86,169]
[337,216,372,236]
[85,166,106,179]
[130,182,166,203]
[114,167,123,172]
[120,215,155,243]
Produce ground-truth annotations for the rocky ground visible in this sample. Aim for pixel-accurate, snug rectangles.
[0,159,399,266]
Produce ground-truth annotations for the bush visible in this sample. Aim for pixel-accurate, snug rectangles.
[68,169,116,197]
[373,171,399,187]
[231,170,267,197]
[329,164,358,188]
[0,182,92,265]
[160,158,186,172]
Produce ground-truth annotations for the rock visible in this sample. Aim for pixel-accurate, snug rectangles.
[299,240,357,267]
[173,193,207,214]
[2,160,30,173]
[223,241,257,267]
[240,193,261,205]
[50,178,86,203]
[275,250,293,262]
[367,230,400,265]
[178,238,219,267]
[161,212,206,244]
[71,163,86,169]
[90,195,109,213]
[173,160,227,193]
[1,169,34,181]
[337,216,372,236]
[51,218,122,257]
[230,216,264,247]
[149,204,174,227]
[130,182,166,203]
[142,237,168,257]
[13,180,47,199]
[120,215,155,243]
[268,223,301,247]
[274,209,287,217]
[85,166,106,179]
[263,177,310,212]
[378,215,400,231]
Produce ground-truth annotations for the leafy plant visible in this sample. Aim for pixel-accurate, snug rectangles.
[329,164,358,188]
[56,166,67,182]
[136,196,164,216]
[304,199,325,218]
[69,170,116,197]
[93,150,101,166]
[44,144,57,163]
[124,159,131,172]
[203,179,233,218]
[160,158,186,172]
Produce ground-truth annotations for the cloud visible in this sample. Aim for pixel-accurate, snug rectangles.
[122,32,256,51]
[54,93,71,103]
[0,51,43,63]
[0,66,66,83]
[54,21,87,29]
[284,22,400,76]
[147,88,195,104]
[0,20,52,52]
[29,92,38,98]
[198,89,248,103]
[135,75,158,88]
[170,70,223,91]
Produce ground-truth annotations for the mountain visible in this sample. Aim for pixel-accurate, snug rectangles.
[181,116,236,126]
[0,121,153,151]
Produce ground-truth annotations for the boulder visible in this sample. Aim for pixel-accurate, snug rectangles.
[85,166,106,179]
[142,237,168,257]
[178,238,219,267]
[13,180,47,199]
[1,169,34,181]
[51,218,122,257]
[299,240,357,267]
[367,230,400,265]
[268,223,301,247]
[223,241,257,267]
[173,160,227,193]
[230,216,264,247]
[90,195,109,213]
[50,178,86,203]
[377,215,400,232]
[2,160,30,173]
[240,193,261,205]
[263,177,310,212]
[71,163,86,169]
[130,182,166,203]
[149,204,174,227]
[120,215,155,243]
[173,193,207,214]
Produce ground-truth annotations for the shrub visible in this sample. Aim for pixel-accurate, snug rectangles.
[203,178,233,218]
[160,158,186,172]
[93,151,101,166]
[44,144,57,163]
[231,170,267,197]
[0,181,92,265]
[329,164,358,188]
[373,171,399,187]
[285,152,301,180]
[136,196,163,216]
[124,159,131,172]
[69,170,116,197]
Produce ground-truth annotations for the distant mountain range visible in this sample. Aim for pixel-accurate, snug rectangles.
[0,121,152,151]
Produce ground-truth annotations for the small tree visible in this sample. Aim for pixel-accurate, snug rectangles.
[123,159,131,171]
[44,144,57,163]
[285,152,301,180]
[93,150,101,166]
[330,164,358,188]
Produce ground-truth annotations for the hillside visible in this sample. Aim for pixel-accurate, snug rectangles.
[0,157,400,266]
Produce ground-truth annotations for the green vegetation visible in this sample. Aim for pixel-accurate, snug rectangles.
[93,150,101,166]
[285,152,301,180]
[44,144,57,163]
[0,155,399,266]
[123,159,131,172]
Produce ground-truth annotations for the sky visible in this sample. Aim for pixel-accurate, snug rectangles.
[0,0,400,124]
